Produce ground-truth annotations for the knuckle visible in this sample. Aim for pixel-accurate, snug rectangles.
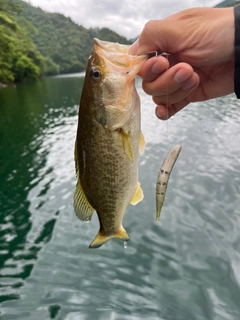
[141,20,156,38]
[152,96,162,105]
[142,81,149,93]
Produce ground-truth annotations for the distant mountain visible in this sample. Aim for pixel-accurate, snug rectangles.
[16,0,132,75]
[215,0,240,7]
[129,37,138,43]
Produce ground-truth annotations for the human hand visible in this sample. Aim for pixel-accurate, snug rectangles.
[129,7,235,119]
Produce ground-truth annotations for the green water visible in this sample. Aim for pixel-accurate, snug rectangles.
[0,74,240,320]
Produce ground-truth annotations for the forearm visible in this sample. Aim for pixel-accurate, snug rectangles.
[234,5,240,98]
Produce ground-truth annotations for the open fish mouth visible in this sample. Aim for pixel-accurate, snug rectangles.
[94,38,130,54]
[93,38,149,76]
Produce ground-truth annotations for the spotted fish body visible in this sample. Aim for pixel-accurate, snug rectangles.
[74,39,147,248]
[156,145,182,221]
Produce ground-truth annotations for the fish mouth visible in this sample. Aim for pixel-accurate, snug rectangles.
[94,38,131,54]
[93,38,148,78]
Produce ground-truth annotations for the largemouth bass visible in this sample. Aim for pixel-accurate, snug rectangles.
[74,39,148,248]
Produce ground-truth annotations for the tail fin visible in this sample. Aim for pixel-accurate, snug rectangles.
[89,227,130,249]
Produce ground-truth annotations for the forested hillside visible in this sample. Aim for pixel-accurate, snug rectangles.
[0,0,131,85]
[17,1,131,74]
[0,0,45,85]
[2,0,236,86]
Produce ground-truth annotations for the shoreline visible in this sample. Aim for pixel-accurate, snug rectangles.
[0,72,86,90]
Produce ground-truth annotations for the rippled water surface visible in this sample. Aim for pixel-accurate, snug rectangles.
[0,75,240,320]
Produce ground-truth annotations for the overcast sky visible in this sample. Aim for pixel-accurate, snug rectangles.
[23,0,221,39]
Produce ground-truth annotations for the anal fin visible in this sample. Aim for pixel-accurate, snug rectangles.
[130,182,144,205]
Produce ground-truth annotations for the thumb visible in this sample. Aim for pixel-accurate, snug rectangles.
[129,20,172,55]
[129,39,139,55]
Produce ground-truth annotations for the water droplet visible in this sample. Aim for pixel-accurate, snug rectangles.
[123,241,128,249]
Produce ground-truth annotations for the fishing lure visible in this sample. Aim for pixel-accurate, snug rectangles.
[156,144,182,221]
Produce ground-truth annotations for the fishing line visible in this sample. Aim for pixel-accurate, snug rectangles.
[159,52,170,146]
[165,53,170,146]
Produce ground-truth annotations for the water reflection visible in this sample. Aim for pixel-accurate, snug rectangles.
[0,75,240,319]
[0,76,83,305]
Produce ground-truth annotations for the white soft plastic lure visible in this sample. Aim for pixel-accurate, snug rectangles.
[156,144,182,221]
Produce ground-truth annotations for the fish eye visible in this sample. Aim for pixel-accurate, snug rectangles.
[90,67,102,81]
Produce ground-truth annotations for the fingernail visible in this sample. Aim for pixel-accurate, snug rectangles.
[174,69,190,84]
[129,39,139,55]
[156,107,163,119]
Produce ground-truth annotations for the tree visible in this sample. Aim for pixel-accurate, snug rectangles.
[0,0,45,84]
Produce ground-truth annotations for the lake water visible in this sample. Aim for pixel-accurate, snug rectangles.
[0,74,240,320]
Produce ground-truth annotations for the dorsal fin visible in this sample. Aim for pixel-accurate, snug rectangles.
[74,141,94,221]
[74,181,94,221]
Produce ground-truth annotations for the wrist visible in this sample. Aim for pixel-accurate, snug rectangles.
[211,8,234,63]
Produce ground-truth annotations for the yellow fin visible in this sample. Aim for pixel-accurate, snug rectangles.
[121,130,133,162]
[89,227,130,249]
[130,182,144,205]
[74,141,94,221]
[74,180,94,221]
[139,131,145,155]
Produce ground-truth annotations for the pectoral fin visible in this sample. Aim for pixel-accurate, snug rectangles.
[100,105,130,130]
[121,130,133,162]
[74,180,94,222]
[89,226,130,248]
[130,182,144,205]
[139,131,145,155]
